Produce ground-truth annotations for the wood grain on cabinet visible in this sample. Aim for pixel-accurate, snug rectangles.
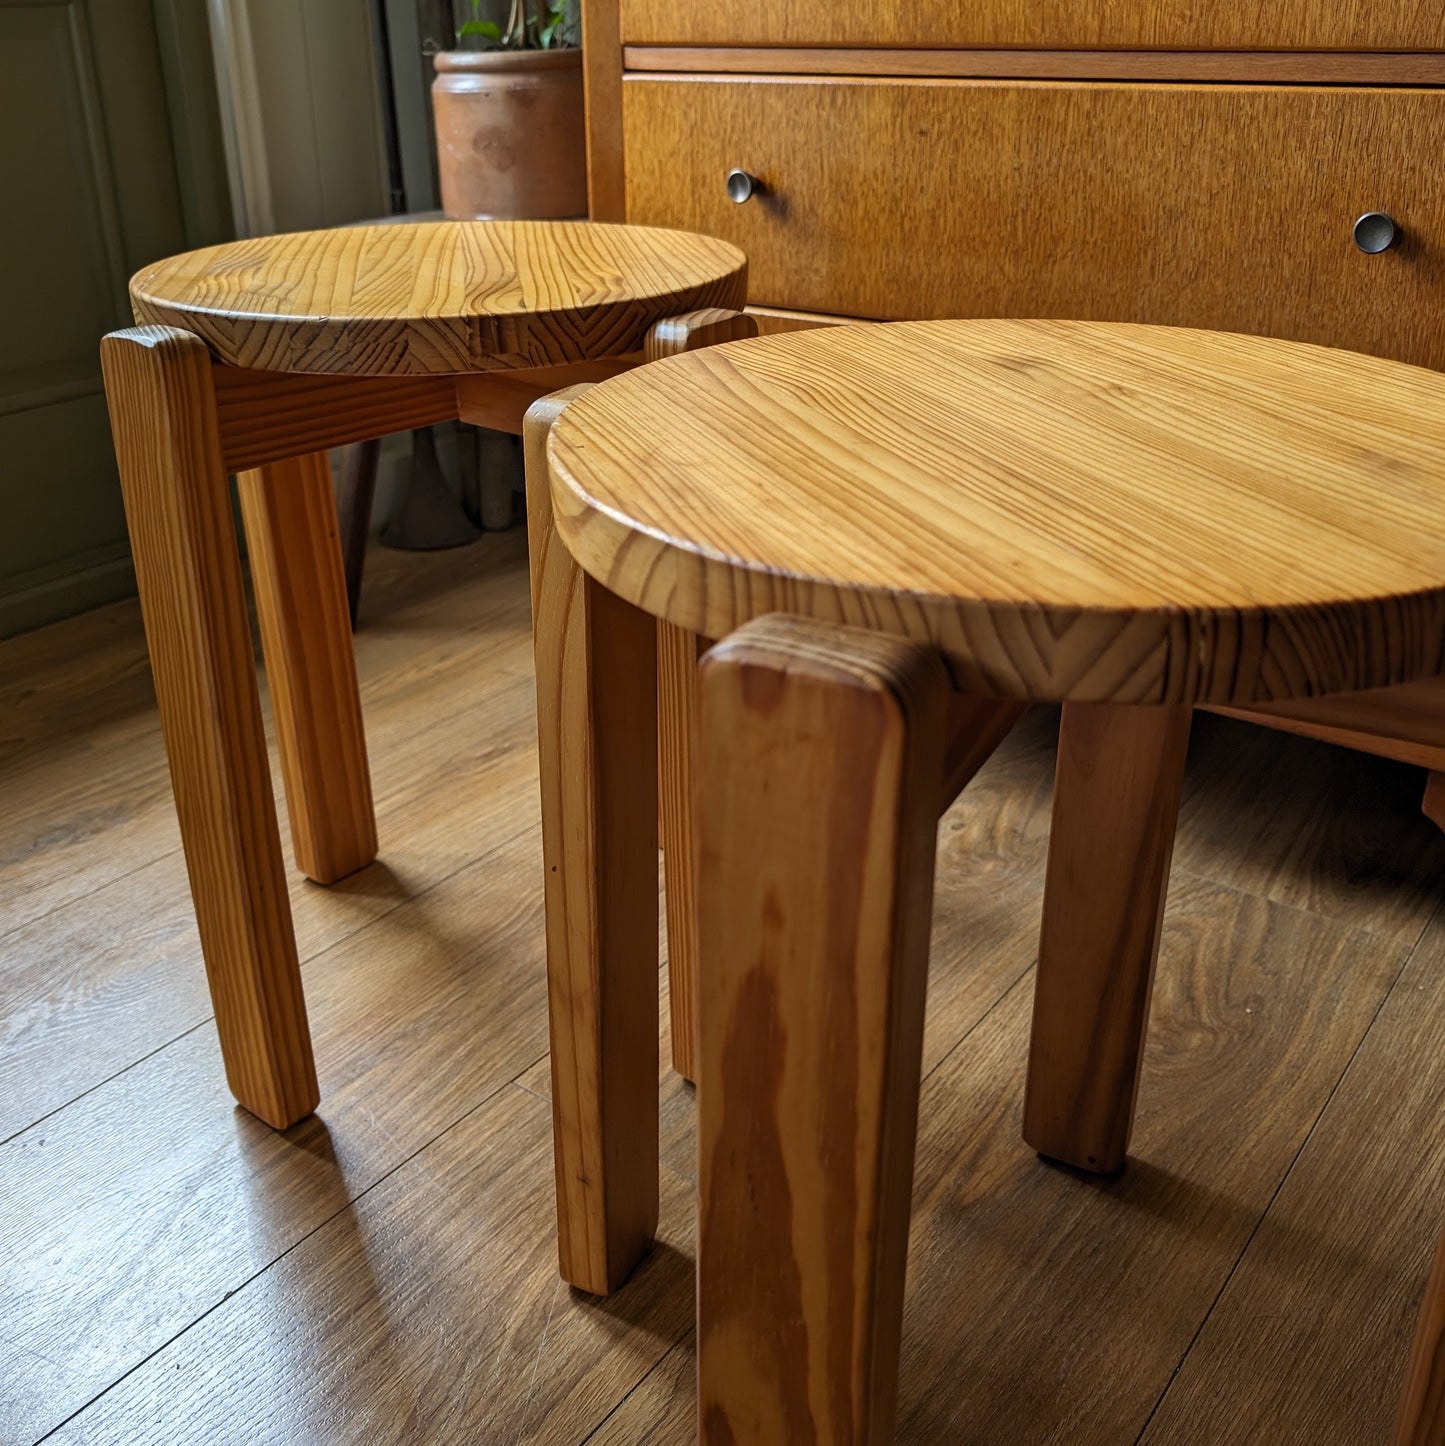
[624,78,1445,372]
[584,0,626,220]
[617,0,1445,54]
[625,47,1445,86]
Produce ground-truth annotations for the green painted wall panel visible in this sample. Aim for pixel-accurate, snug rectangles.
[0,0,399,636]
[0,0,219,638]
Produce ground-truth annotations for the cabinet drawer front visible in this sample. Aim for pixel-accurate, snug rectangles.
[619,0,1443,52]
[624,78,1445,371]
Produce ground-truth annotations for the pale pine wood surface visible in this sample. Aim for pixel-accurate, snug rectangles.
[1025,703,1193,1173]
[236,452,377,884]
[100,326,317,1130]
[526,390,662,1295]
[657,619,704,1082]
[645,307,760,1083]
[5,539,1445,1442]
[212,367,461,472]
[548,320,1445,706]
[695,619,948,1442]
[130,220,747,375]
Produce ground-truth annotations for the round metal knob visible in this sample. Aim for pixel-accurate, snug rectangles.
[726,169,759,204]
[1353,211,1399,254]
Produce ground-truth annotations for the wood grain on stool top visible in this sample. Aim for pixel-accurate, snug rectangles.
[129,220,748,376]
[617,0,1433,50]
[547,319,1445,706]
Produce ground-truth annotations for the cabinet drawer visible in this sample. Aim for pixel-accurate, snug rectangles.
[619,0,1443,52]
[624,78,1445,371]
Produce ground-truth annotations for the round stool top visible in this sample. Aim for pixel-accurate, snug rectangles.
[129,220,747,376]
[547,319,1445,706]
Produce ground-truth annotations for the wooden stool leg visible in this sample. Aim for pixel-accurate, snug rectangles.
[1396,1226,1445,1445]
[658,619,704,1083]
[643,307,760,1088]
[237,453,378,885]
[101,326,318,1129]
[1023,701,1192,1173]
[525,389,660,1295]
[696,616,948,1445]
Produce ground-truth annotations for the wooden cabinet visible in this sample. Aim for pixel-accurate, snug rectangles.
[625,78,1445,371]
[618,0,1442,53]
[584,2,1445,784]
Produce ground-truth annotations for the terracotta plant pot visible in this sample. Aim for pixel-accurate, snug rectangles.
[431,48,588,220]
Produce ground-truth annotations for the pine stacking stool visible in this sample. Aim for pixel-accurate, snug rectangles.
[526,319,1445,1444]
[100,219,750,1130]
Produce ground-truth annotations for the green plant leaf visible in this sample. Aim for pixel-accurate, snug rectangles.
[458,18,501,37]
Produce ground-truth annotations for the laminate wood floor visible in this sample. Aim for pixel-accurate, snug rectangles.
[3,531,1444,1444]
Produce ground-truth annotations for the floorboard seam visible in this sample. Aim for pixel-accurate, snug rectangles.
[575,1159,699,1446]
[578,1345,677,1445]
[0,1019,211,1149]
[1127,901,1435,1446]
[510,1056,551,1099]
[0,836,181,950]
[0,812,540,1149]
[28,1070,527,1445]
[917,963,1037,1089]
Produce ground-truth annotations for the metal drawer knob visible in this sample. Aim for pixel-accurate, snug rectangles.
[1353,212,1399,254]
[726,168,759,204]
